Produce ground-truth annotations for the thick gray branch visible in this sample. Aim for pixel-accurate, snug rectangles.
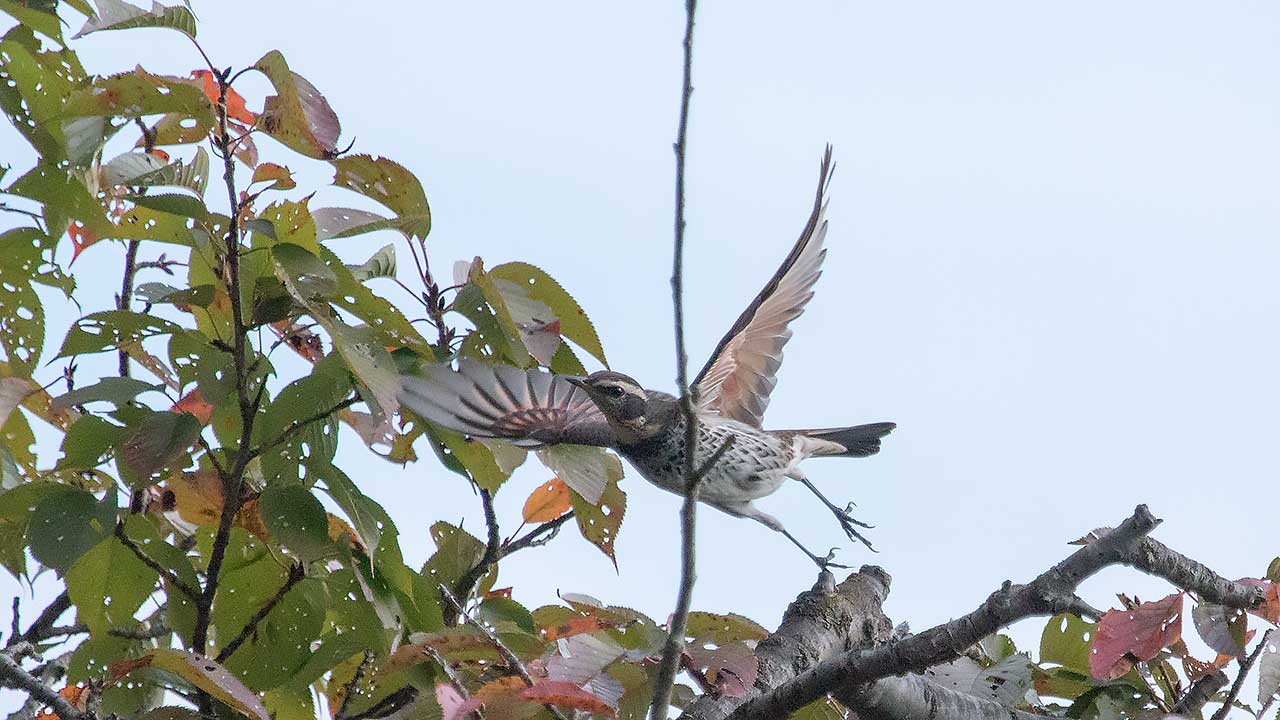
[723,504,1263,720]
[0,644,84,720]
[679,567,893,720]
[837,675,1043,720]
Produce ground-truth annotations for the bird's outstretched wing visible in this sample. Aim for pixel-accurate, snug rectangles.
[693,146,834,428]
[400,360,616,447]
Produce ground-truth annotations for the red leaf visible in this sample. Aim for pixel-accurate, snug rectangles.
[521,680,615,716]
[192,70,257,125]
[523,477,571,523]
[67,221,100,264]
[171,389,213,425]
[1237,578,1280,624]
[1089,592,1184,680]
[686,641,759,698]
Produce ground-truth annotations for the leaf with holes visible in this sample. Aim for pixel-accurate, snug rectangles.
[567,460,626,567]
[74,0,197,39]
[1040,613,1096,675]
[687,640,758,698]
[539,444,622,505]
[0,1,63,42]
[56,310,183,359]
[972,653,1038,707]
[686,612,769,645]
[50,377,162,412]
[523,680,616,716]
[491,262,608,367]
[65,531,157,633]
[330,155,430,239]
[1089,593,1183,680]
[0,273,43,372]
[113,649,269,720]
[312,207,398,241]
[523,477,571,523]
[1191,602,1248,658]
[0,28,88,161]
[63,67,211,122]
[422,521,488,591]
[254,51,341,159]
[118,409,201,486]
[258,484,333,563]
[28,485,116,571]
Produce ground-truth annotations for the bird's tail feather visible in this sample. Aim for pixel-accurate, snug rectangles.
[788,422,896,457]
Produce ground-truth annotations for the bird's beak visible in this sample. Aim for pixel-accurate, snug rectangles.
[566,377,588,389]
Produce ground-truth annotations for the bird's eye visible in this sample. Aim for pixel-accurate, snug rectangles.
[606,386,625,398]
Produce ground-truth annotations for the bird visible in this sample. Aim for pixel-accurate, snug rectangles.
[400,146,895,568]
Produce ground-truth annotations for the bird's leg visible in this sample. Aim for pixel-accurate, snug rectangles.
[731,503,849,570]
[795,476,877,551]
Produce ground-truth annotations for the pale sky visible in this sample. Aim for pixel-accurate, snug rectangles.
[3,0,1280,709]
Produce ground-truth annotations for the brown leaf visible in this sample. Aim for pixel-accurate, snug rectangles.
[686,641,759,698]
[254,51,341,159]
[113,650,268,720]
[327,513,364,552]
[1238,578,1280,624]
[251,162,296,191]
[483,587,513,600]
[523,478,571,523]
[1089,592,1183,680]
[170,389,212,425]
[193,70,257,125]
[541,616,613,642]
[522,680,615,716]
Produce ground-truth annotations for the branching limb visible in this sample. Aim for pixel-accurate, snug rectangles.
[438,584,570,720]
[726,505,1264,720]
[6,590,71,648]
[6,654,68,720]
[1210,628,1273,720]
[114,523,201,601]
[499,511,574,558]
[215,563,305,664]
[1173,670,1228,715]
[333,650,375,720]
[446,488,502,625]
[0,643,84,720]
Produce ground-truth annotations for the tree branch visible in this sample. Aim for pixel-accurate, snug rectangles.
[114,523,200,601]
[438,584,570,720]
[446,488,502,625]
[836,674,1045,720]
[0,643,84,720]
[499,511,574,558]
[247,395,359,461]
[6,592,69,648]
[725,505,1263,720]
[1173,670,1228,715]
[1210,628,1272,720]
[214,563,305,664]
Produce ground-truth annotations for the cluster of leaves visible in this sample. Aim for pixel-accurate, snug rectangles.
[915,558,1280,720]
[0,2,691,719]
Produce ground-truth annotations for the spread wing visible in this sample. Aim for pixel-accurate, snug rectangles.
[400,360,616,448]
[693,146,834,428]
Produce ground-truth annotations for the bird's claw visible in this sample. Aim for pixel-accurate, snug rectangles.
[813,547,850,570]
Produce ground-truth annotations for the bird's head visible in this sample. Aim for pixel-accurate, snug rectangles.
[568,371,651,438]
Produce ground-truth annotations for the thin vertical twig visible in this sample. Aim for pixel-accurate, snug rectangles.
[1211,628,1273,720]
[650,0,700,717]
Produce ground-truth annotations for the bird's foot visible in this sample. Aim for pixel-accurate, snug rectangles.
[810,547,850,570]
[833,505,877,552]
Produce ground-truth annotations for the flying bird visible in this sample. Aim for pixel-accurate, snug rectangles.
[401,147,894,568]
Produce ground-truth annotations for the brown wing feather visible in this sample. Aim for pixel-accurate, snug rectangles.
[400,360,616,447]
[693,146,834,427]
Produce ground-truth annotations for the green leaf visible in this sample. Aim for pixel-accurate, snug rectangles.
[330,155,430,239]
[567,461,626,568]
[74,0,197,39]
[347,243,396,281]
[125,192,208,220]
[477,597,536,634]
[422,521,488,592]
[427,424,510,492]
[538,444,622,505]
[258,485,333,563]
[7,161,112,238]
[0,0,62,42]
[453,284,528,366]
[322,246,431,353]
[0,481,67,577]
[312,207,401,241]
[135,282,215,308]
[315,462,391,555]
[0,227,74,297]
[50,377,164,411]
[66,532,158,633]
[492,261,608,367]
[257,355,350,482]
[253,51,341,159]
[56,415,126,471]
[28,486,117,571]
[685,612,769,645]
[0,27,87,162]
[119,515,197,640]
[0,270,44,372]
[139,649,270,720]
[120,146,211,195]
[56,310,183,358]
[1040,613,1096,675]
[64,68,212,122]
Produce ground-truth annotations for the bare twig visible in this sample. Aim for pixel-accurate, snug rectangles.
[726,505,1264,720]
[0,644,84,720]
[7,654,68,720]
[422,645,482,720]
[651,1,701,716]
[247,395,359,461]
[447,488,502,624]
[1173,670,1228,715]
[1211,629,1273,720]
[215,563,305,664]
[333,651,375,720]
[114,523,200,601]
[6,592,70,648]
[438,584,570,720]
[500,512,575,557]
